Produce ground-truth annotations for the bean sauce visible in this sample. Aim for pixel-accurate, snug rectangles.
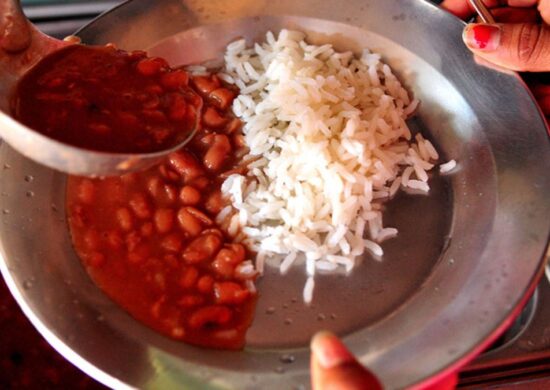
[66,74,256,349]
[11,45,201,153]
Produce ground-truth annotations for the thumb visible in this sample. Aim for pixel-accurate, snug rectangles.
[310,331,382,390]
[462,23,550,72]
[0,0,32,53]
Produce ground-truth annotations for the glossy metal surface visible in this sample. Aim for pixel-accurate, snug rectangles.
[468,0,496,23]
[0,0,196,177]
[0,0,549,389]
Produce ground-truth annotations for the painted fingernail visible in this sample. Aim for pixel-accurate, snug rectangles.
[311,331,355,369]
[463,24,501,51]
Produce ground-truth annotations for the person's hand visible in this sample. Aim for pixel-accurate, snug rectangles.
[441,0,550,71]
[310,332,383,390]
[0,0,31,53]
[0,0,72,104]
[310,332,458,390]
[441,0,550,117]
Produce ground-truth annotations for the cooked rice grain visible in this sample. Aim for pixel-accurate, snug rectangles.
[221,30,447,303]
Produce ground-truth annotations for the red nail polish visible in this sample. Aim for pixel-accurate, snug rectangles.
[463,24,501,51]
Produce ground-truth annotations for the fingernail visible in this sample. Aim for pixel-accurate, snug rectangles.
[311,331,355,369]
[463,23,501,51]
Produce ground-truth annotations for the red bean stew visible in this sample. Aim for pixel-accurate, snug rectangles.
[66,73,257,349]
[11,45,201,153]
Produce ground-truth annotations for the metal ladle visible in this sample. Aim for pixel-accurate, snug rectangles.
[467,0,496,23]
[0,0,198,176]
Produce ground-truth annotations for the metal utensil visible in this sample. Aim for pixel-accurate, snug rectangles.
[0,0,549,389]
[0,0,197,177]
[468,0,496,23]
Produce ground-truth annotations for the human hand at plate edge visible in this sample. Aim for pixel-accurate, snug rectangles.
[441,0,550,119]
[310,331,458,389]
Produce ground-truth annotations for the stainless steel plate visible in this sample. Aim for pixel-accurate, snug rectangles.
[0,0,549,389]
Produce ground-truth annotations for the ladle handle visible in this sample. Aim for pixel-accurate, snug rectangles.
[467,0,496,24]
[0,0,32,53]
[0,0,70,113]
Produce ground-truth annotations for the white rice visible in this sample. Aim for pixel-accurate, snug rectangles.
[440,159,457,174]
[220,30,451,303]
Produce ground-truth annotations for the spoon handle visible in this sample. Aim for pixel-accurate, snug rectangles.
[467,0,496,24]
[0,0,32,53]
[0,0,69,112]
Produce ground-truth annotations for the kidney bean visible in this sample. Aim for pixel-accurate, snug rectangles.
[140,222,154,238]
[214,282,250,305]
[225,118,242,134]
[163,254,179,268]
[197,275,214,294]
[88,252,106,268]
[211,258,235,278]
[204,190,224,215]
[77,179,95,204]
[117,111,139,128]
[233,148,250,161]
[232,134,246,149]
[188,305,232,330]
[211,328,239,344]
[106,230,123,249]
[89,123,111,134]
[215,244,246,265]
[171,326,186,339]
[161,233,182,252]
[116,207,134,231]
[83,229,101,251]
[107,181,126,203]
[143,109,166,122]
[168,93,188,122]
[177,208,202,237]
[164,185,178,204]
[192,75,220,95]
[168,152,204,182]
[45,77,65,88]
[136,57,168,76]
[201,228,224,238]
[152,127,170,144]
[203,106,228,128]
[180,266,199,289]
[178,294,204,308]
[154,208,175,233]
[147,176,163,198]
[159,164,180,182]
[234,263,258,281]
[150,296,165,319]
[128,243,150,264]
[204,134,231,171]
[189,176,210,191]
[129,193,152,219]
[154,272,166,290]
[143,94,160,110]
[179,186,201,206]
[184,207,213,226]
[199,133,215,147]
[161,70,189,90]
[125,231,142,252]
[123,174,140,187]
[145,84,163,95]
[182,233,222,264]
[209,88,235,111]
